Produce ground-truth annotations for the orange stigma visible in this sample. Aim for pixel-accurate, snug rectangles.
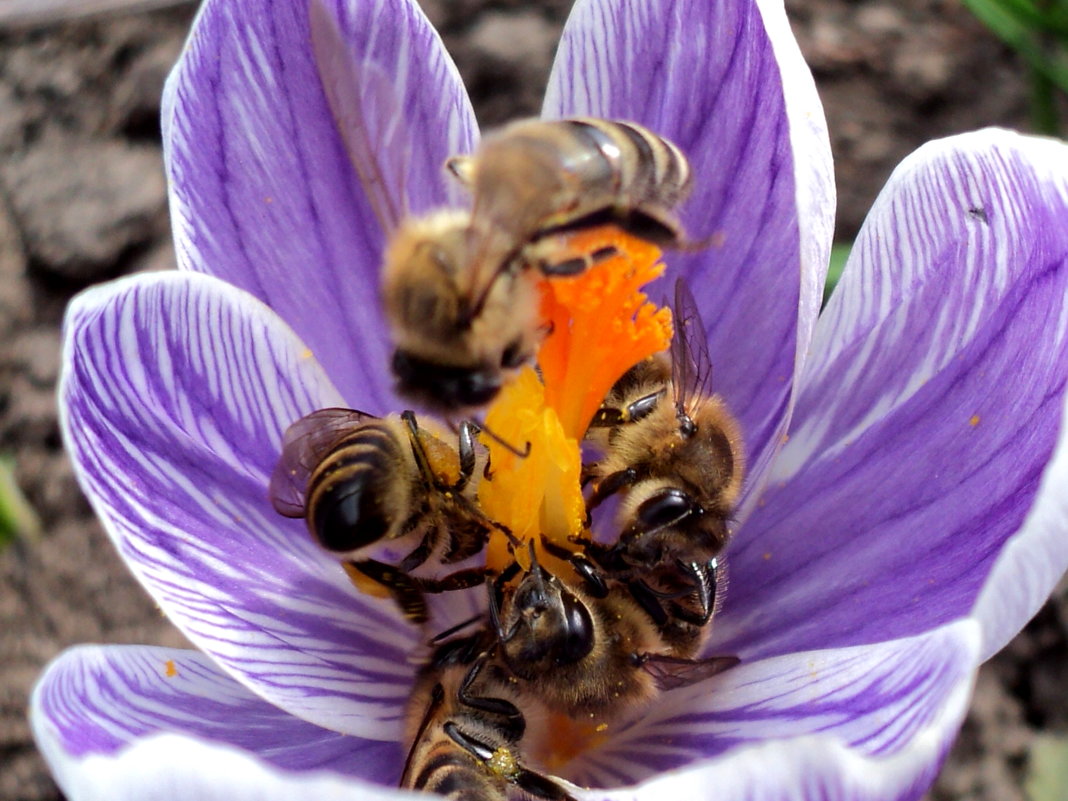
[478,226,672,570]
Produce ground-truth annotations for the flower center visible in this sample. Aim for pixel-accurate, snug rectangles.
[478,225,673,570]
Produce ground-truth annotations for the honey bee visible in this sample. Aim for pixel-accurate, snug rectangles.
[269,408,495,624]
[386,117,695,415]
[308,6,695,413]
[445,116,694,273]
[489,544,738,721]
[402,627,576,801]
[395,118,695,413]
[577,280,746,656]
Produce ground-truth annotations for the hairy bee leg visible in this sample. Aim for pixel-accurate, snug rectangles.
[454,420,478,491]
[455,657,526,740]
[401,410,436,478]
[586,467,639,512]
[444,717,575,801]
[345,559,428,623]
[416,567,490,594]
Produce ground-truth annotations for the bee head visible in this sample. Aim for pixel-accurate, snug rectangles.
[499,561,595,677]
[382,213,540,413]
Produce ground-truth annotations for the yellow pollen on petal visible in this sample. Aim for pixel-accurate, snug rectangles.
[478,226,672,569]
[164,660,177,678]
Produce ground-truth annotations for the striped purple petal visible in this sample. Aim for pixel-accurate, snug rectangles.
[163,0,477,411]
[59,271,450,737]
[715,129,1068,660]
[544,0,834,508]
[572,620,978,801]
[31,645,400,789]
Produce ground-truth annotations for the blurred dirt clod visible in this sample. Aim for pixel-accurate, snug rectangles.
[3,136,167,282]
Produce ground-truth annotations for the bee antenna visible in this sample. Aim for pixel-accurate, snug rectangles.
[497,523,522,552]
[468,416,531,459]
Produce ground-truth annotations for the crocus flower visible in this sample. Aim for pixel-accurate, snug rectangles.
[31,0,1068,798]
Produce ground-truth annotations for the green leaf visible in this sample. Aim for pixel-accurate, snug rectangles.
[0,456,41,548]
[822,242,852,307]
[964,0,1068,91]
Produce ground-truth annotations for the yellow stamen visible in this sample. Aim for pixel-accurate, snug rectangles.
[479,367,584,570]
[478,226,673,570]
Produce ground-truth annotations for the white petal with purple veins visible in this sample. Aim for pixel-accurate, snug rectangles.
[31,645,403,785]
[544,0,834,509]
[718,130,1068,660]
[60,272,444,737]
[566,620,977,795]
[163,0,478,410]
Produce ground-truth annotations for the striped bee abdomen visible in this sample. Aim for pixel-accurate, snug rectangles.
[305,422,414,554]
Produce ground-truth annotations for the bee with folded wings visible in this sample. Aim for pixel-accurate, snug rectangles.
[269,408,496,624]
[309,0,696,415]
[562,279,746,658]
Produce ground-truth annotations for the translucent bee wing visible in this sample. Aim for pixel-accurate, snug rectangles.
[308,0,409,234]
[641,653,740,691]
[670,278,715,413]
[268,407,375,518]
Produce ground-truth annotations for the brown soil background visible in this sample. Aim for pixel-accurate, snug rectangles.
[1,1,1066,799]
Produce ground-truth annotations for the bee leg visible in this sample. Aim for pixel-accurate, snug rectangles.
[539,535,609,599]
[666,557,719,627]
[512,769,578,801]
[417,567,490,594]
[429,613,487,645]
[586,467,638,512]
[455,657,525,741]
[399,538,434,572]
[488,562,522,642]
[447,663,577,801]
[627,580,671,627]
[453,420,478,491]
[344,559,428,624]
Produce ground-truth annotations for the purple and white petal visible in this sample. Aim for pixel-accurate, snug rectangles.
[163,0,477,411]
[35,732,416,801]
[544,0,834,506]
[570,621,977,801]
[60,272,438,737]
[716,130,1068,660]
[31,645,401,786]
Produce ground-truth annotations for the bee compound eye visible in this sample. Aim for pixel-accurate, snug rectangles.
[311,478,392,553]
[635,488,696,532]
[555,591,595,665]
